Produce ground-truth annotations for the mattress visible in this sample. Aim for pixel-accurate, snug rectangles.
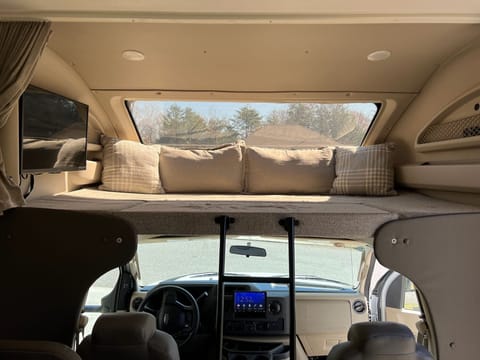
[26,188,480,240]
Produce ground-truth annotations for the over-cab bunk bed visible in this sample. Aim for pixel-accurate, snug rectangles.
[25,140,480,239]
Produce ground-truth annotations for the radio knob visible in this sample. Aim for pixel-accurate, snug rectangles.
[269,301,281,314]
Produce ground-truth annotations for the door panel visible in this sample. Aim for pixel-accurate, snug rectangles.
[385,307,420,335]
[371,269,421,336]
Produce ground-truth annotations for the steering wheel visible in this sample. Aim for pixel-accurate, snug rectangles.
[138,285,200,347]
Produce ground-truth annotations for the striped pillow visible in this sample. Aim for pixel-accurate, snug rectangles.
[330,143,396,196]
[99,136,164,194]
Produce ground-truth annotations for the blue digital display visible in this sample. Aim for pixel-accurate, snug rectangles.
[234,291,266,313]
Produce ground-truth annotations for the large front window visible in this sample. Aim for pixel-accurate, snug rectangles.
[127,101,378,147]
[137,235,370,291]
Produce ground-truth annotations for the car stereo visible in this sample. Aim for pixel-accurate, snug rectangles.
[234,291,266,317]
[224,288,288,336]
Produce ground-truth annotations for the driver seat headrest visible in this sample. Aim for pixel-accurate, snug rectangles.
[77,313,180,360]
[327,322,433,360]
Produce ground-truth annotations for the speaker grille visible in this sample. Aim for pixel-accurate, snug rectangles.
[418,113,480,144]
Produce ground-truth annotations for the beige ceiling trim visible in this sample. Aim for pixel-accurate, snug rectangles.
[92,90,418,97]
[93,89,415,102]
[3,13,480,24]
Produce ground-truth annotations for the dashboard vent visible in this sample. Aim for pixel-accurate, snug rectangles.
[353,300,366,313]
[418,114,480,144]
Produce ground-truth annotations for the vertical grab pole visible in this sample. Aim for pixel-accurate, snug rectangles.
[215,215,234,360]
[280,217,298,360]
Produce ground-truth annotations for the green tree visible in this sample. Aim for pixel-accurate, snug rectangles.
[230,106,263,138]
[183,107,208,143]
[162,104,185,138]
[161,105,207,144]
[207,117,237,144]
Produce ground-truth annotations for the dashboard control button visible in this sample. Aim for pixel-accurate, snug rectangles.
[268,301,281,314]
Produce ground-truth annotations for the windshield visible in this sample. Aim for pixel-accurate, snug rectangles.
[127,101,378,147]
[137,235,370,290]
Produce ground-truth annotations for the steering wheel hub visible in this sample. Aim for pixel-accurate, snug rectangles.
[138,285,200,347]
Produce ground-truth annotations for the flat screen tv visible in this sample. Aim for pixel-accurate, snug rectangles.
[20,86,89,174]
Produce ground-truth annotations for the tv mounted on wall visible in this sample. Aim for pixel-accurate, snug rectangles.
[20,86,89,174]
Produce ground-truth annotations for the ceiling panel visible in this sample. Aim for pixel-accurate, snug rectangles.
[47,22,480,93]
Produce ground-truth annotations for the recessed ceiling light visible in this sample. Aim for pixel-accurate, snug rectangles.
[367,50,391,62]
[122,50,145,61]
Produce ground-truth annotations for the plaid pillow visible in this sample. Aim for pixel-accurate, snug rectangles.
[330,143,396,196]
[99,136,164,194]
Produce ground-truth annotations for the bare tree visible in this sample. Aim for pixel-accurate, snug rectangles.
[128,102,162,144]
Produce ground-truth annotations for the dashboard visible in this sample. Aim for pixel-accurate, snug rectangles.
[129,276,368,353]
[131,281,292,337]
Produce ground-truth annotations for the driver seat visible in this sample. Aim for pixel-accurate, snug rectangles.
[77,313,180,360]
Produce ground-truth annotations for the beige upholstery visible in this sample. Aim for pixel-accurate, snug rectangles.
[77,313,180,360]
[159,144,244,193]
[327,322,432,360]
[245,146,334,194]
[0,340,81,360]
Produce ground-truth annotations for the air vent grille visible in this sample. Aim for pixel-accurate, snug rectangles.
[418,114,480,144]
[353,300,366,313]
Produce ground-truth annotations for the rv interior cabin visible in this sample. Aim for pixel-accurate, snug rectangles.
[0,1,480,360]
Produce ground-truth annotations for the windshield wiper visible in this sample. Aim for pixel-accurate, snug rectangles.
[185,272,269,278]
[183,272,218,278]
[174,273,353,289]
[295,275,352,288]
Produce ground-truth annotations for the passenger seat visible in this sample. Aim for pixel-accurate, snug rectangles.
[327,322,432,360]
[77,312,180,360]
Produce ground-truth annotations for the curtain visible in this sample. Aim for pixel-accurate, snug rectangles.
[0,21,51,212]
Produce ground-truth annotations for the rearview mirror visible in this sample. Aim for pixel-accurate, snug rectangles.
[230,244,267,258]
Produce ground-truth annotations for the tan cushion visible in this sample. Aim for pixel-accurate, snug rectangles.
[78,313,180,360]
[91,312,156,345]
[159,145,243,193]
[245,146,335,194]
[330,143,396,196]
[100,136,164,194]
